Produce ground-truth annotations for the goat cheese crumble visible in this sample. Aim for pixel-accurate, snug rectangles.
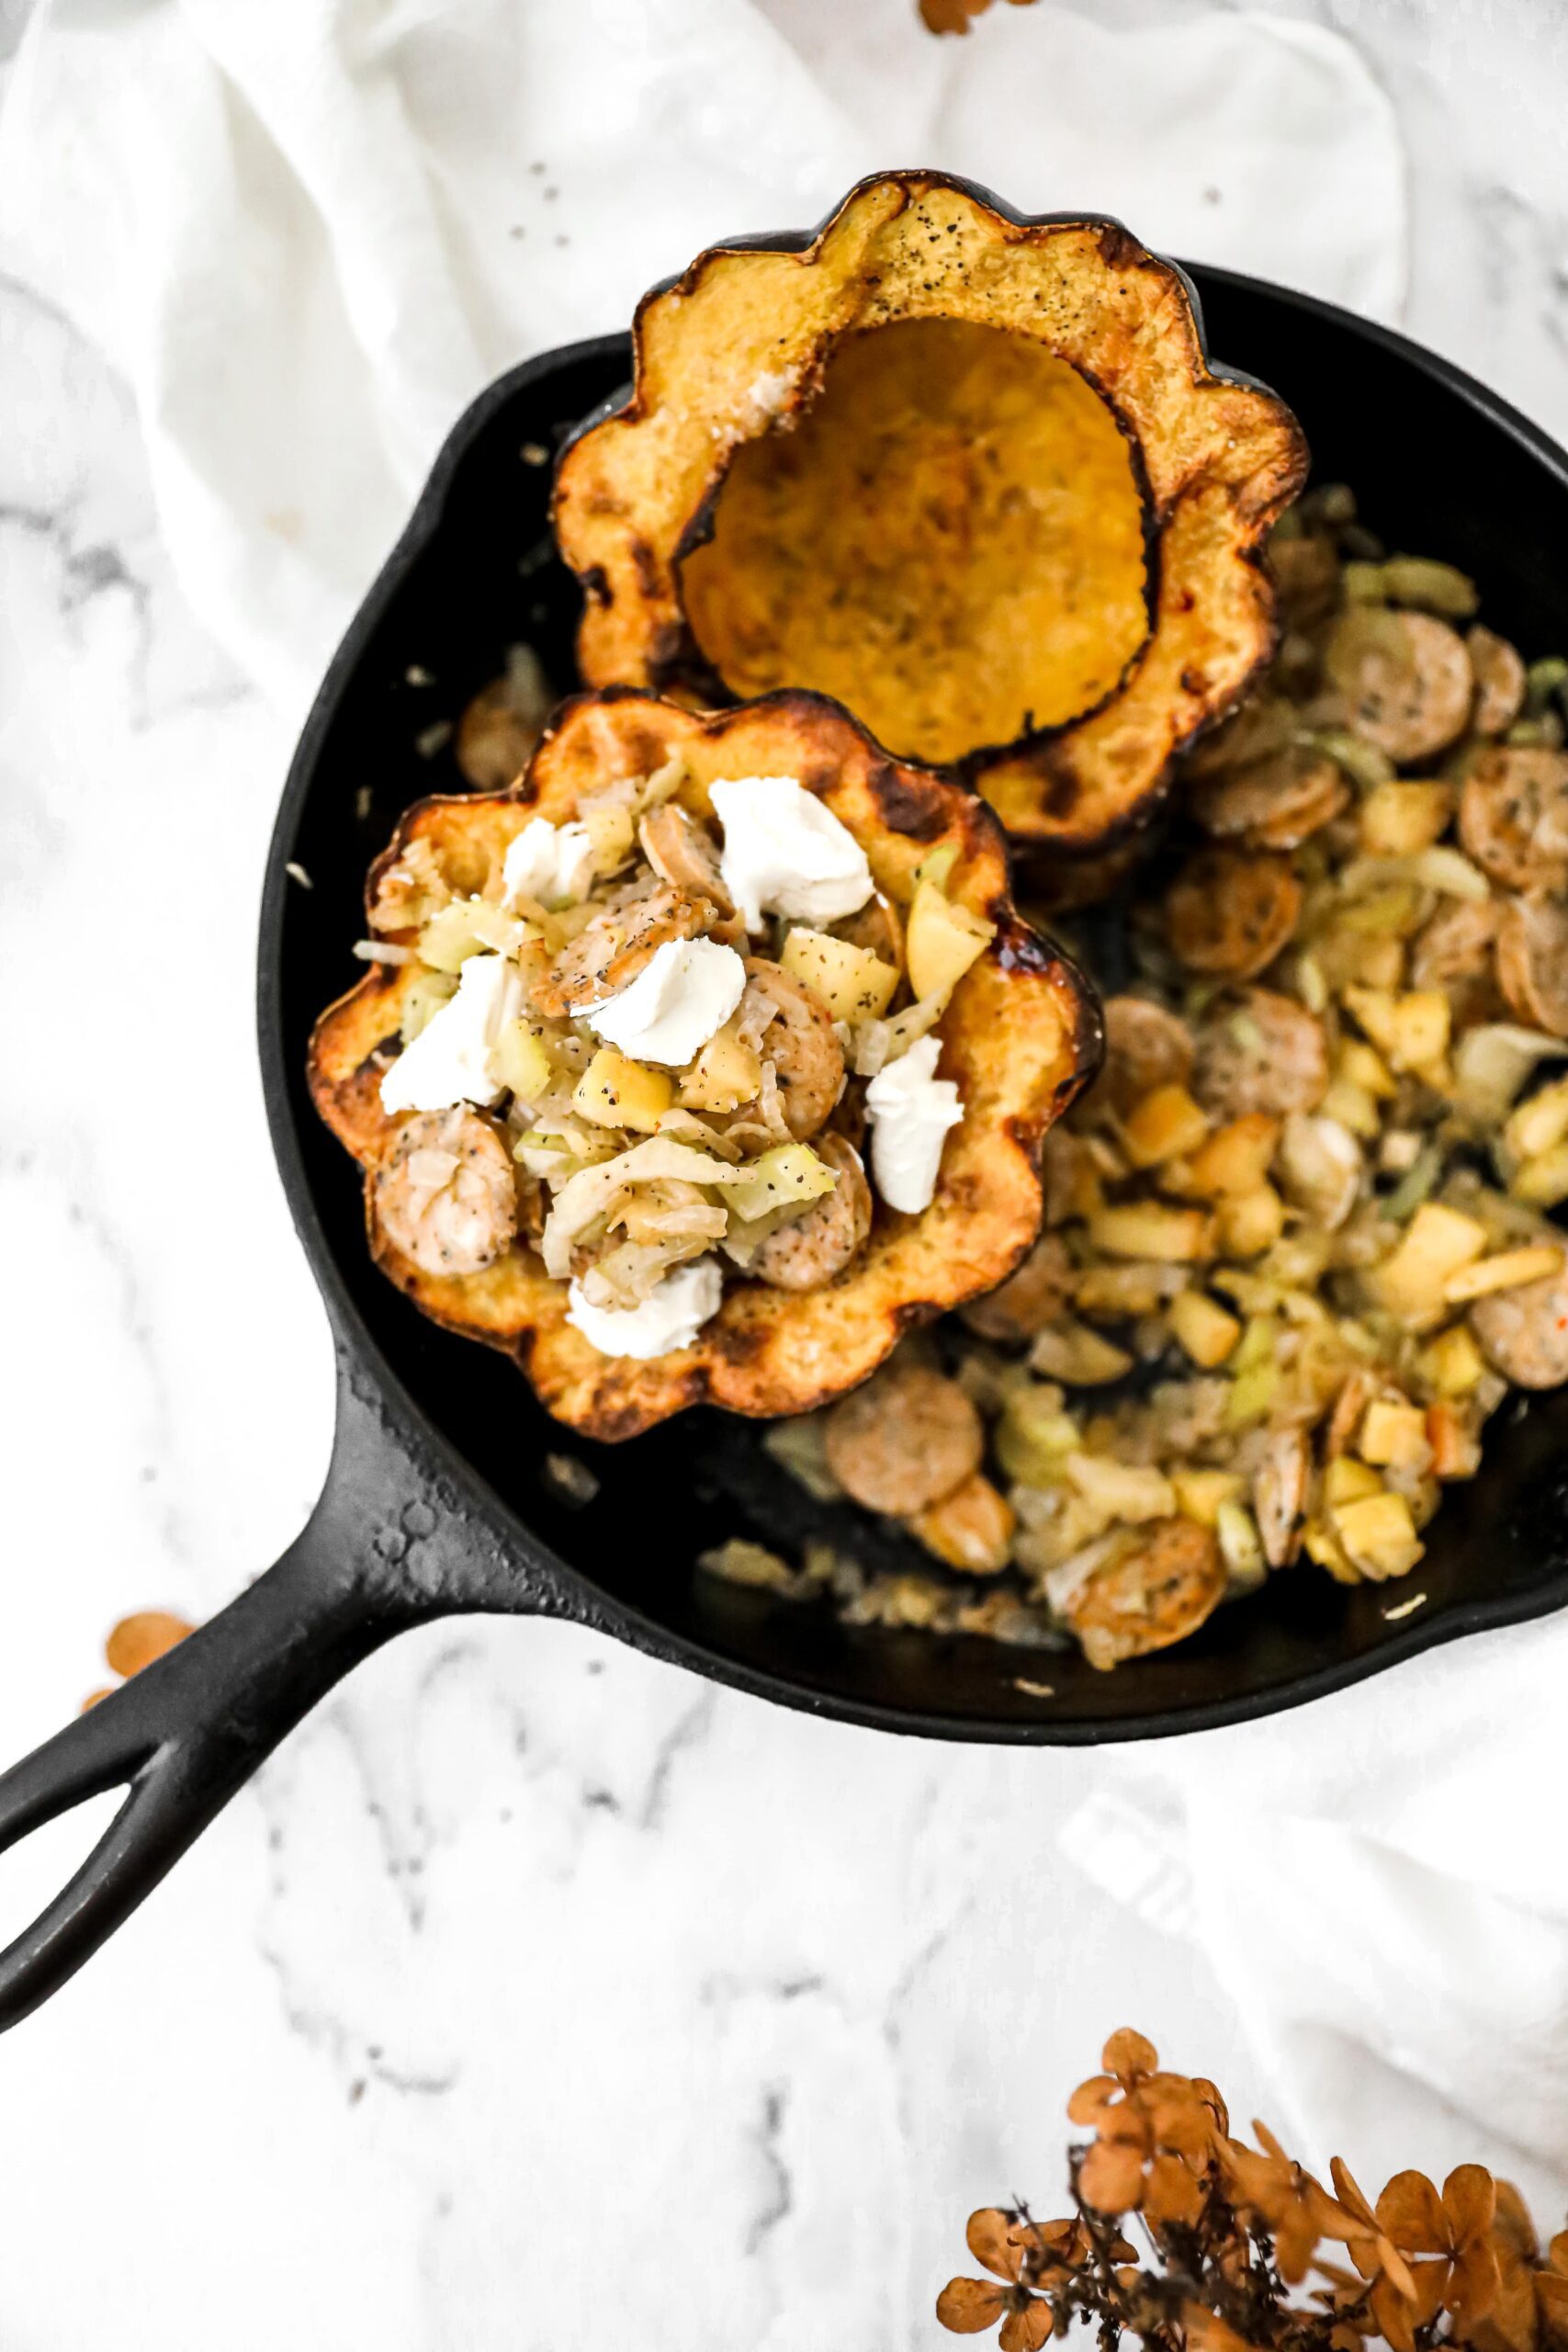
[502,816,595,910]
[587,936,746,1066]
[379,953,523,1114]
[566,1256,724,1359]
[710,776,873,933]
[864,1034,963,1214]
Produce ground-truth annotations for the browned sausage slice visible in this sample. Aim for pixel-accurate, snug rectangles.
[1471,1260,1568,1389]
[749,1134,873,1291]
[1324,608,1473,763]
[1165,849,1302,980]
[1459,748,1568,895]
[1190,745,1348,852]
[823,1362,984,1515]
[1066,1518,1225,1671]
[1495,896,1568,1037]
[1192,989,1329,1120]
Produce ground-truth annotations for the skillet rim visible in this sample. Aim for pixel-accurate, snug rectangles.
[258,267,1568,1747]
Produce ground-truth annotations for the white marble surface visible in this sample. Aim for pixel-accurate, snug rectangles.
[3,5,1568,2346]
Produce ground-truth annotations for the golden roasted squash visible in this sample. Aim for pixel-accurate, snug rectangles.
[554,171,1306,854]
[309,689,1099,1440]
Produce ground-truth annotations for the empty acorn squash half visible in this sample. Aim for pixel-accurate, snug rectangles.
[309,688,1099,1442]
[554,170,1306,854]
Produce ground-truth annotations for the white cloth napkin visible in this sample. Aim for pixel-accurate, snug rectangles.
[12,0,1520,2206]
[0,0,1404,713]
[1066,1600,1568,2212]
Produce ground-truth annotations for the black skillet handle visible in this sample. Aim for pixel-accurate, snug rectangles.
[0,1351,576,2030]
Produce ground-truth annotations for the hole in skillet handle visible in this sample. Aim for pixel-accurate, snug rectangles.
[0,1349,579,2030]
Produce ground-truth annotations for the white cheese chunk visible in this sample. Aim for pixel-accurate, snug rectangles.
[566,1257,723,1360]
[502,816,595,910]
[864,1034,963,1214]
[710,775,873,933]
[587,936,746,1067]
[378,954,522,1114]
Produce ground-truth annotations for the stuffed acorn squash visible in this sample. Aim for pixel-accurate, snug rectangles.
[554,171,1306,856]
[309,689,1098,1441]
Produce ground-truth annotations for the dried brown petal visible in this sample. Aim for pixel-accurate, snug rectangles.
[999,2298,1054,2352]
[1103,2027,1158,2081]
[1446,2164,1500,2245]
[1145,2150,1205,2228]
[1537,2271,1568,2349]
[105,1608,195,1680]
[938,2276,1008,2334]
[1376,2169,1448,2254]
[968,2208,1029,2284]
[1192,2075,1230,2136]
[1067,2075,1117,2126]
[1184,2305,1259,2352]
[1080,2134,1149,2214]
[919,0,993,28]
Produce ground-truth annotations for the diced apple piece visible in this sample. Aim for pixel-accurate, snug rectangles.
[1218,1184,1286,1259]
[1319,1080,1381,1140]
[418,897,521,973]
[907,1473,1015,1574]
[1214,1499,1267,1588]
[1442,1243,1563,1305]
[1303,1521,1359,1583]
[1122,1085,1210,1170]
[1417,1323,1487,1397]
[1337,1039,1397,1099]
[1323,1454,1383,1509]
[1371,1202,1489,1319]
[573,1046,673,1134]
[581,803,636,876]
[1359,779,1452,855]
[1063,1453,1176,1524]
[905,879,997,1003]
[1224,1360,1280,1429]
[1506,1076,1568,1163]
[1075,1261,1178,1318]
[722,1142,838,1224]
[779,926,898,1022]
[677,1019,762,1114]
[1168,1289,1242,1369]
[1028,1322,1134,1386]
[995,1389,1079,1487]
[1088,1203,1214,1263]
[1357,1396,1431,1472]
[1332,1489,1424,1581]
[491,1020,553,1102]
[1344,984,1450,1073]
[1183,1114,1280,1199]
[1170,1469,1245,1527]
[911,842,959,891]
[1513,1145,1568,1210]
[399,969,458,1045]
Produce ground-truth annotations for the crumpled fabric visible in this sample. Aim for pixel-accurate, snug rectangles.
[0,0,1404,709]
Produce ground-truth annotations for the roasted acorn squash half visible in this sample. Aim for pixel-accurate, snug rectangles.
[309,688,1099,1442]
[554,170,1306,856]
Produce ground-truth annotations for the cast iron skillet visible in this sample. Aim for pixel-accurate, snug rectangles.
[2,245,1568,2031]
